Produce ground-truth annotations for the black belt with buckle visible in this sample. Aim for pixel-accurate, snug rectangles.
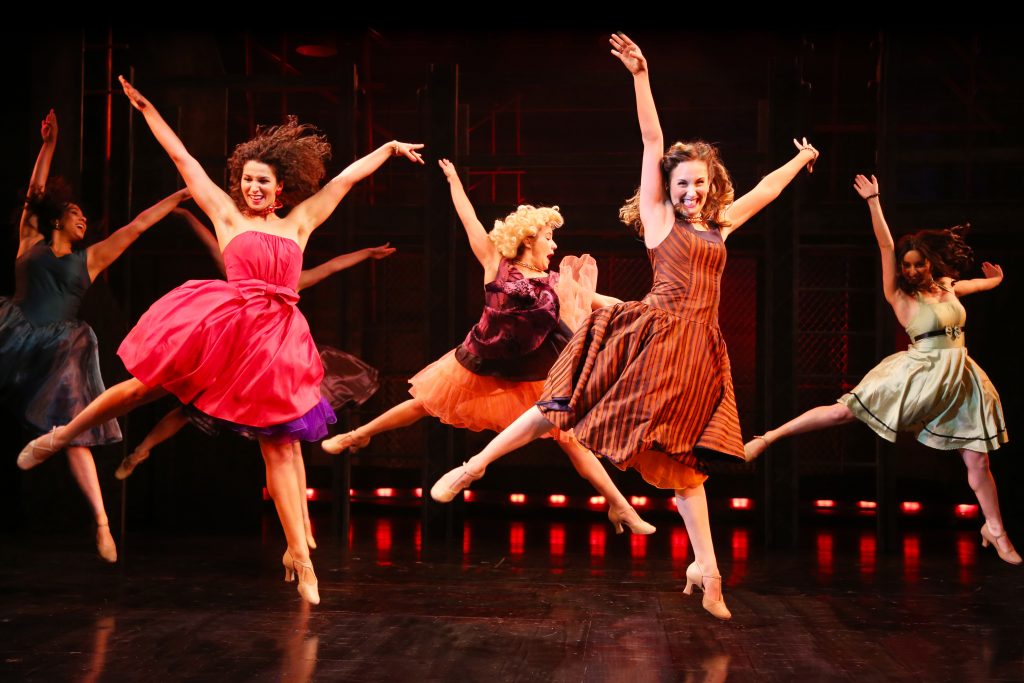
[913,326,964,342]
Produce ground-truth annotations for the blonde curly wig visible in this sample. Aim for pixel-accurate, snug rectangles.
[488,204,564,258]
[619,140,735,236]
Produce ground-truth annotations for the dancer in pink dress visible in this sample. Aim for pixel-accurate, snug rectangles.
[17,77,424,605]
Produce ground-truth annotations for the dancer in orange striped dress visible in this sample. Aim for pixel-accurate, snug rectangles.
[432,33,818,620]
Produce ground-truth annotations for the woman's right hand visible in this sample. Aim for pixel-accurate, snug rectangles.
[610,33,648,75]
[40,109,57,144]
[853,174,880,200]
[119,76,152,112]
[438,158,459,180]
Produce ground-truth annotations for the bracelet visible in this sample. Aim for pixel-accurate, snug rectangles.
[864,192,880,200]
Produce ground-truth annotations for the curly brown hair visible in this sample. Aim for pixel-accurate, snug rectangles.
[227,116,332,210]
[619,141,735,236]
[23,177,75,235]
[895,224,974,294]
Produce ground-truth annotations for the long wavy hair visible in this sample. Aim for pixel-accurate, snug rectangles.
[227,116,332,210]
[895,224,974,294]
[619,140,735,236]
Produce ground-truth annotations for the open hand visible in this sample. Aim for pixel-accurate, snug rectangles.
[853,174,880,200]
[981,262,1003,282]
[119,76,151,112]
[367,243,397,260]
[610,33,648,75]
[438,158,458,179]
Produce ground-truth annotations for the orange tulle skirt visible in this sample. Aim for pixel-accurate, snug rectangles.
[409,349,562,440]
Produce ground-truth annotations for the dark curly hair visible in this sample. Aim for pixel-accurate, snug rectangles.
[619,140,735,236]
[895,223,974,294]
[227,116,332,210]
[23,177,75,235]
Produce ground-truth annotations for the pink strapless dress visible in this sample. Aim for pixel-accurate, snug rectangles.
[117,230,334,442]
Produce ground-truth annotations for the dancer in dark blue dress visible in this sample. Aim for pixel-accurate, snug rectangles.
[3,110,189,561]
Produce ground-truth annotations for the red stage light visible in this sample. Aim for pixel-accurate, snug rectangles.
[589,496,606,506]
[509,493,526,504]
[630,496,649,508]
[954,503,979,518]
[463,490,475,502]
[413,487,423,498]
[901,501,922,514]
[549,494,567,506]
[857,500,877,510]
[730,497,752,510]
[814,499,836,508]
[262,487,270,501]
[375,487,395,498]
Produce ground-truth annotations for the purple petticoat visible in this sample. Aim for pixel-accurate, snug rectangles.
[182,396,336,444]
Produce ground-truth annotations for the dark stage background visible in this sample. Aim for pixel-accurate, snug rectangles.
[2,28,1022,547]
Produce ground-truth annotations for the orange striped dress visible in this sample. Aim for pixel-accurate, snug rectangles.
[537,220,745,489]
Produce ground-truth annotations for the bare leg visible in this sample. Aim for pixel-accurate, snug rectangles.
[116,407,189,479]
[963,449,1021,563]
[745,403,856,460]
[676,485,730,619]
[53,379,166,453]
[558,438,655,534]
[322,398,429,454]
[66,446,117,562]
[261,437,318,604]
[291,443,316,549]
[431,406,555,502]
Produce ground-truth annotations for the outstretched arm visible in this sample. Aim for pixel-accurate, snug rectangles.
[297,243,396,291]
[611,33,672,248]
[18,110,59,253]
[438,158,500,272]
[954,262,1004,297]
[85,189,191,281]
[175,207,225,275]
[289,141,425,241]
[120,76,237,227]
[853,174,900,304]
[721,138,818,238]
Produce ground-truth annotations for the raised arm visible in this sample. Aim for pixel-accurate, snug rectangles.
[438,158,500,272]
[119,76,236,227]
[611,33,673,248]
[297,243,396,291]
[721,138,818,238]
[175,207,224,275]
[954,262,1004,297]
[288,140,424,241]
[85,189,191,281]
[853,174,900,304]
[18,110,58,253]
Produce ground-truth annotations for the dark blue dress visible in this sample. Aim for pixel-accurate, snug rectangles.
[0,241,121,446]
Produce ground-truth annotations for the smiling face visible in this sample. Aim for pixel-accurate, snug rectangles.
[240,160,282,213]
[901,249,933,288]
[668,160,709,219]
[520,225,558,270]
[56,204,87,242]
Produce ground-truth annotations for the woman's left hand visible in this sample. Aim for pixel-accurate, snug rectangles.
[981,261,1003,282]
[793,137,820,173]
[393,141,425,164]
[119,76,152,112]
[367,243,397,260]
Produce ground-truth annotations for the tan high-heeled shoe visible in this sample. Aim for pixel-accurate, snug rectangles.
[17,426,62,470]
[282,550,320,604]
[981,523,1023,565]
[114,448,150,480]
[96,523,118,563]
[430,462,484,503]
[683,561,732,620]
[321,430,370,455]
[743,435,771,463]
[607,506,656,535]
